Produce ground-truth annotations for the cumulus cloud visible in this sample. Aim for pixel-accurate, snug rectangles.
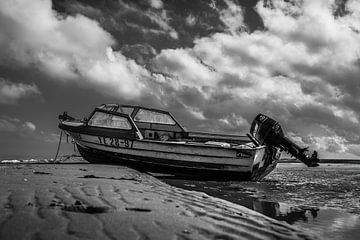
[186,14,197,27]
[138,8,178,39]
[39,131,60,143]
[347,144,360,157]
[219,0,245,33]
[0,116,61,146]
[105,0,178,40]
[0,78,41,104]
[289,126,349,153]
[148,0,164,9]
[0,0,150,99]
[152,48,220,90]
[24,122,36,132]
[151,0,360,157]
[0,117,36,133]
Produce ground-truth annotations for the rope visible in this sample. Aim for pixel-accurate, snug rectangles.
[53,130,63,162]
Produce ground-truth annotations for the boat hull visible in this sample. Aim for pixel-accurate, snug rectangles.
[63,129,278,181]
[76,144,254,180]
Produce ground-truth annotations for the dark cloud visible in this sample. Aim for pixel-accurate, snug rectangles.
[121,43,157,65]
[333,0,350,17]
[53,0,229,51]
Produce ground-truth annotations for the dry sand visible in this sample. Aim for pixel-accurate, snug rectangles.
[0,162,318,240]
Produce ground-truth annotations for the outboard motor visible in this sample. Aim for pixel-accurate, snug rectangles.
[249,114,319,167]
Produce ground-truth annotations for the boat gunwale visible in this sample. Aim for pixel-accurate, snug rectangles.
[73,137,258,162]
[61,126,265,151]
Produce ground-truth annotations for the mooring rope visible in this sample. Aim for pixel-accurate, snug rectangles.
[53,130,63,162]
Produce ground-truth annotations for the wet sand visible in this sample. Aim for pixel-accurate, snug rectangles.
[161,163,360,240]
[0,161,318,240]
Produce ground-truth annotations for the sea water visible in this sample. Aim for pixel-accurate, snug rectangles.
[162,163,360,240]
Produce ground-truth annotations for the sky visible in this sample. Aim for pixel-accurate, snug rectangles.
[0,0,359,159]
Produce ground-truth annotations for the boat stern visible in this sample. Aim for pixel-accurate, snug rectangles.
[250,146,280,181]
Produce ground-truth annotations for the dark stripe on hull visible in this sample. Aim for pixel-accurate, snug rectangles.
[77,144,253,180]
[79,138,240,159]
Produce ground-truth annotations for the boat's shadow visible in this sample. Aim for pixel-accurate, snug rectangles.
[131,165,251,181]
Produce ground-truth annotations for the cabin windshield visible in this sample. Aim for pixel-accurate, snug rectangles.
[88,111,132,130]
[116,107,134,115]
[134,109,175,125]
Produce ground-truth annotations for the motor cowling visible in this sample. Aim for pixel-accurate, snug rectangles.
[249,114,319,167]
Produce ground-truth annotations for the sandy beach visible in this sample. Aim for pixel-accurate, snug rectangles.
[0,161,318,240]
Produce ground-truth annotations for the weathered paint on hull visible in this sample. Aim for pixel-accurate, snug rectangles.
[77,144,253,180]
[67,131,278,181]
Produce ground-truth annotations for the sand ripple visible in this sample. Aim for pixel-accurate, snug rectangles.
[0,163,318,240]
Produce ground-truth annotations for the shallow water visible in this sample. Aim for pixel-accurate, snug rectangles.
[161,163,360,240]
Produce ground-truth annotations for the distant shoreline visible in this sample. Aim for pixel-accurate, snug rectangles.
[280,159,360,164]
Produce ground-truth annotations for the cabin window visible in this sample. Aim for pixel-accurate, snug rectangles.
[88,112,132,130]
[134,109,175,125]
[116,107,134,115]
[97,104,118,112]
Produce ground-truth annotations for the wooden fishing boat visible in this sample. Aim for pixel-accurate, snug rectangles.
[58,104,319,181]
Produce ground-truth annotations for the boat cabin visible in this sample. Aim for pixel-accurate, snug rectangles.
[87,103,187,141]
[85,103,251,145]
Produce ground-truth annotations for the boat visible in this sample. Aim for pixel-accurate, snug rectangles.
[58,103,319,181]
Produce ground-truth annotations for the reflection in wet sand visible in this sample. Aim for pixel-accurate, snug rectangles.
[159,163,360,240]
[253,200,319,224]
